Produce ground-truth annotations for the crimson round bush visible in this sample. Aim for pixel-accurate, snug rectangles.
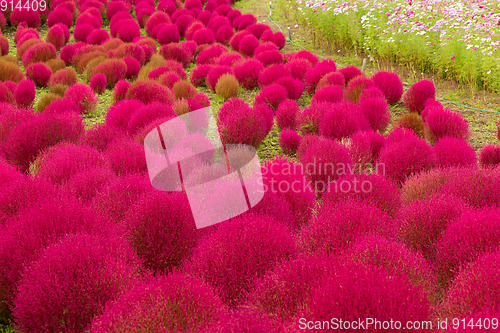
[46,25,66,50]
[233,58,264,90]
[106,99,145,131]
[279,129,301,155]
[43,98,80,115]
[112,80,130,101]
[90,74,107,94]
[187,214,297,305]
[10,9,41,28]
[125,79,176,104]
[21,42,56,67]
[296,101,331,135]
[339,65,363,84]
[304,62,337,94]
[276,99,299,130]
[311,85,342,104]
[90,273,226,333]
[63,167,117,202]
[14,79,36,109]
[285,58,313,81]
[254,83,288,110]
[86,29,110,45]
[359,97,391,133]
[12,232,142,333]
[91,59,127,87]
[258,64,292,88]
[372,70,404,104]
[319,100,371,141]
[424,107,471,144]
[105,137,148,176]
[48,67,78,87]
[479,144,500,168]
[73,23,95,42]
[434,137,478,168]
[349,130,386,165]
[274,76,304,100]
[404,79,436,114]
[63,83,98,114]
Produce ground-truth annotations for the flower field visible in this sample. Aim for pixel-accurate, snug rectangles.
[0,0,499,331]
[278,0,500,93]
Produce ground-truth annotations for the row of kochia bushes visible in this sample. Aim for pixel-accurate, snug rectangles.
[1,0,500,331]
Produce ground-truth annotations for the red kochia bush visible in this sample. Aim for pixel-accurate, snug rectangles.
[0,159,24,190]
[43,98,80,115]
[201,308,282,333]
[233,58,264,89]
[206,65,232,91]
[319,100,371,141]
[106,99,145,131]
[123,191,197,272]
[311,85,342,104]
[91,59,127,87]
[285,58,313,81]
[440,252,500,320]
[64,167,117,202]
[258,64,292,88]
[378,137,436,185]
[238,35,259,57]
[479,144,500,168]
[10,9,41,28]
[372,71,404,104]
[279,129,302,155]
[14,79,36,109]
[90,273,226,333]
[187,214,297,305]
[404,79,436,113]
[254,83,288,110]
[123,57,140,80]
[296,101,330,135]
[64,83,98,114]
[105,137,148,176]
[12,232,141,333]
[90,74,107,94]
[434,137,477,168]
[35,142,110,185]
[299,200,394,255]
[349,130,386,165]
[125,80,176,104]
[359,97,391,133]
[86,29,110,45]
[304,63,336,94]
[73,23,95,42]
[4,112,84,172]
[79,123,127,152]
[397,194,472,261]
[215,25,234,45]
[0,197,111,313]
[48,67,78,87]
[276,99,299,130]
[126,102,175,136]
[46,25,66,50]
[157,24,180,45]
[434,207,500,287]
[301,262,433,326]
[47,7,73,29]
[339,65,363,84]
[112,79,131,102]
[22,42,56,67]
[344,75,375,103]
[193,28,215,45]
[424,107,471,143]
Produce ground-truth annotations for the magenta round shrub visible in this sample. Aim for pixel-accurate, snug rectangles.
[434,207,500,287]
[215,25,234,44]
[47,7,73,29]
[92,59,127,87]
[174,14,195,36]
[270,31,286,49]
[106,1,128,21]
[349,130,386,165]
[21,42,56,67]
[285,58,313,81]
[105,137,148,176]
[242,190,296,231]
[479,144,500,168]
[339,65,363,84]
[404,79,436,113]
[254,103,274,133]
[0,159,24,190]
[218,102,268,148]
[276,99,299,130]
[424,107,471,143]
[358,86,385,100]
[359,97,391,133]
[372,71,404,104]
[73,23,95,42]
[378,137,436,185]
[299,200,394,254]
[125,80,176,104]
[279,129,301,155]
[112,80,130,102]
[440,251,500,319]
[14,79,36,109]
[121,57,140,80]
[434,137,477,168]
[261,155,315,226]
[75,12,101,29]
[0,196,113,311]
[106,99,145,131]
[156,24,180,45]
[48,68,77,87]
[43,98,80,115]
[397,194,473,261]
[215,52,242,67]
[90,273,226,333]
[10,9,41,28]
[258,64,292,88]
[342,235,439,302]
[185,0,203,9]
[86,29,110,45]
[195,44,226,64]
[301,262,432,324]
[344,75,375,103]
[238,34,260,57]
[316,71,345,89]
[12,232,141,333]
[236,15,256,31]
[233,58,264,90]
[246,23,270,39]
[36,142,110,185]
[217,97,248,123]
[421,98,444,123]
[300,138,353,194]
[46,25,66,50]
[254,83,288,110]
[293,50,319,66]
[63,167,117,202]
[60,42,85,65]
[193,28,215,45]
[296,101,331,135]
[79,123,127,152]
[145,11,171,36]
[202,308,282,333]
[185,20,204,40]
[91,173,153,222]
[127,102,175,136]
[254,42,279,57]
[319,100,371,141]
[304,64,336,94]
[117,22,141,43]
[187,214,297,305]
[89,74,107,94]
[206,65,232,91]
[274,76,304,100]
[123,191,197,272]
[386,127,420,145]
[64,83,98,114]
[160,43,194,68]
[4,112,84,172]
[311,85,342,104]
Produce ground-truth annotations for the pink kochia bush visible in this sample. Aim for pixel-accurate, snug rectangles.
[233,58,264,90]
[424,107,471,144]
[434,207,500,287]
[372,71,404,104]
[276,99,299,130]
[26,62,52,87]
[123,191,197,273]
[201,308,282,333]
[344,75,375,103]
[479,144,500,168]
[187,214,297,305]
[14,80,36,109]
[90,273,226,333]
[105,137,148,176]
[90,74,107,94]
[298,200,394,255]
[359,97,391,133]
[125,80,176,104]
[12,232,142,333]
[433,137,477,168]
[254,83,288,110]
[440,251,500,320]
[404,79,436,113]
[301,262,433,326]
[106,99,145,131]
[349,131,386,165]
[311,85,342,104]
[63,167,117,203]
[296,101,330,135]
[319,100,371,141]
[279,129,302,155]
[64,83,98,114]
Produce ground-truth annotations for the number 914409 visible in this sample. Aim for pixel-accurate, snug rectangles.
[1,0,47,12]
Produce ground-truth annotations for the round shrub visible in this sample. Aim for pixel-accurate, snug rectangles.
[479,144,500,168]
[285,58,313,81]
[113,79,130,101]
[91,59,127,87]
[106,99,145,131]
[47,7,73,28]
[434,207,500,287]
[311,85,342,104]
[73,23,95,42]
[215,25,235,45]
[233,58,264,90]
[123,191,197,272]
[215,73,239,100]
[279,129,301,155]
[64,83,98,114]
[276,99,299,130]
[386,127,420,145]
[434,137,477,168]
[26,62,52,87]
[299,200,394,255]
[122,57,141,80]
[296,101,331,135]
[349,130,386,165]
[125,80,176,104]
[257,64,291,88]
[187,214,297,305]
[87,29,110,45]
[48,67,77,87]
[424,107,471,144]
[63,167,117,202]
[238,34,259,57]
[89,74,106,94]
[14,79,36,109]
[339,65,363,84]
[172,80,198,99]
[395,112,425,137]
[105,137,148,176]
[378,137,436,185]
[201,308,282,333]
[344,75,375,102]
[404,79,436,113]
[206,65,232,91]
[21,42,56,67]
[319,100,371,141]
[359,97,391,133]
[46,25,66,50]
[10,9,41,28]
[396,194,473,261]
[196,44,227,65]
[359,86,386,100]
[157,24,180,45]
[127,102,176,136]
[316,71,345,90]
[43,98,80,115]
[90,273,226,333]
[12,232,141,333]
[372,71,404,104]
[254,83,288,110]
[193,28,215,45]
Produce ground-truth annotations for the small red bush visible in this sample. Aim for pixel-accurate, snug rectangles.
[311,85,342,104]
[156,24,180,45]
[125,80,176,104]
[424,107,471,144]
[47,7,73,28]
[233,58,264,90]
[90,74,107,94]
[91,59,127,87]
[112,80,130,102]
[372,71,404,104]
[46,25,66,50]
[434,137,478,168]
[339,65,363,84]
[14,79,36,109]
[344,75,375,102]
[10,9,41,28]
[64,83,98,115]
[21,42,56,67]
[404,79,436,113]
[254,83,288,110]
[276,99,299,130]
[359,97,391,133]
[479,144,500,168]
[319,100,371,141]
[279,129,302,155]
[123,57,140,80]
[48,67,77,87]
[86,29,110,45]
